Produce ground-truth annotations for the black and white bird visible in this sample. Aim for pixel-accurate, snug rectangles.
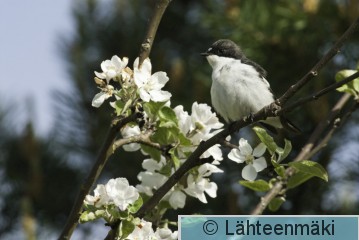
[201,39,300,133]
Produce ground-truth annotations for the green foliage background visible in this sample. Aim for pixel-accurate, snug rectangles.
[1,0,359,238]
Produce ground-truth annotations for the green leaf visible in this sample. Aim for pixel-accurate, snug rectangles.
[158,200,172,214]
[113,100,125,116]
[178,132,192,146]
[336,84,357,96]
[119,220,136,240]
[335,70,359,97]
[277,139,292,162]
[287,171,314,189]
[268,197,285,211]
[108,205,126,219]
[288,160,328,182]
[128,196,143,214]
[253,126,278,154]
[151,127,178,145]
[354,78,359,92]
[274,166,286,178]
[79,210,104,223]
[239,179,271,192]
[270,154,279,167]
[141,144,161,161]
[169,148,181,169]
[158,161,173,176]
[158,106,178,127]
[143,101,167,118]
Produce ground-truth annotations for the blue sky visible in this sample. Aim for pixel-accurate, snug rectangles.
[0,0,73,136]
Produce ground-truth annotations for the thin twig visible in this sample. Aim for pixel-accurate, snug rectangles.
[250,94,356,215]
[280,72,359,114]
[113,129,161,151]
[138,0,172,67]
[220,139,239,149]
[277,17,359,106]
[252,182,284,216]
[307,99,359,158]
[293,93,352,162]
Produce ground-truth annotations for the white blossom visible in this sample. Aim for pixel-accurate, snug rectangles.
[184,174,218,203]
[173,105,192,135]
[84,184,109,207]
[136,157,169,196]
[182,164,222,204]
[201,144,223,165]
[174,102,224,162]
[154,228,178,240]
[92,85,114,108]
[198,163,223,177]
[133,57,171,102]
[168,189,186,209]
[126,219,155,240]
[105,178,139,211]
[228,138,267,181]
[121,125,141,152]
[190,102,223,137]
[95,55,128,83]
[137,171,168,195]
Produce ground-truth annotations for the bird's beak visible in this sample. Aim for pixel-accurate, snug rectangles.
[200,52,209,57]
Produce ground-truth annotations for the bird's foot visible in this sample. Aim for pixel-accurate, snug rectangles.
[269,102,281,115]
[247,112,255,123]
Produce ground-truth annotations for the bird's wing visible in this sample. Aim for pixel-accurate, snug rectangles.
[241,57,267,78]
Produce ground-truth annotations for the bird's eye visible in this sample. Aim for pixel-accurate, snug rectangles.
[207,47,212,52]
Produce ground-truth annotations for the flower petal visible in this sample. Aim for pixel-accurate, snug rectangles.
[151,72,169,88]
[134,70,147,86]
[100,60,111,72]
[228,149,245,163]
[92,92,109,108]
[94,71,106,79]
[123,143,141,152]
[253,143,266,157]
[141,58,152,74]
[149,90,171,102]
[238,138,253,156]
[134,57,152,75]
[253,157,267,172]
[202,145,223,163]
[198,163,223,177]
[242,164,257,181]
[111,55,123,69]
[169,190,186,209]
[139,89,151,102]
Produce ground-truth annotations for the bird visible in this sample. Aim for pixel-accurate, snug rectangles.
[201,39,300,133]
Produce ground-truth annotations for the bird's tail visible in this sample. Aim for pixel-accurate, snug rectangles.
[259,116,301,134]
[280,116,301,134]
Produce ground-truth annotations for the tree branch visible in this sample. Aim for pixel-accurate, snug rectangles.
[279,71,359,114]
[277,17,359,106]
[138,0,172,67]
[305,98,359,159]
[251,93,357,215]
[113,129,162,152]
[59,114,137,240]
[135,17,359,218]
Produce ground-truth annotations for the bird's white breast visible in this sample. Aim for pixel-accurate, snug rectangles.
[207,55,278,125]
